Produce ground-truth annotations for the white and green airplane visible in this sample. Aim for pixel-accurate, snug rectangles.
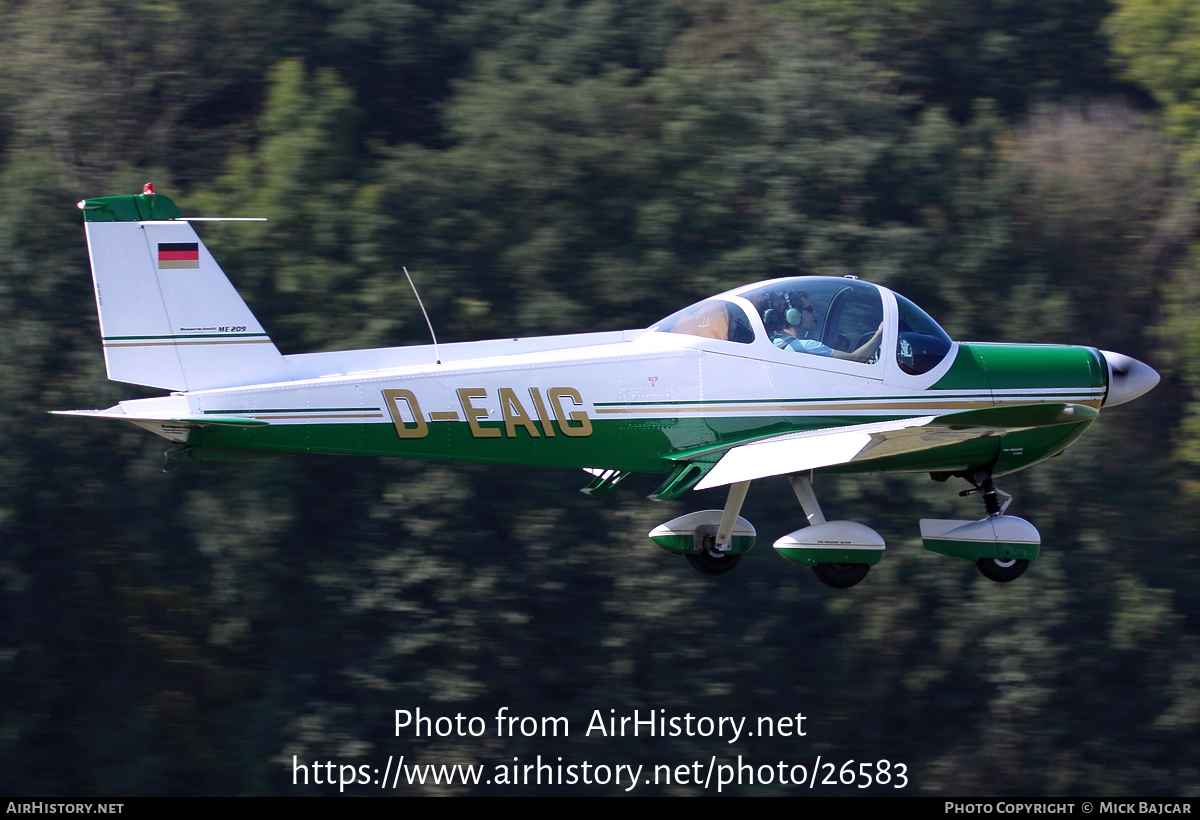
[57,187,1160,588]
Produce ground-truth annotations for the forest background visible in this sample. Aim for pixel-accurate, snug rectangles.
[3,0,1200,796]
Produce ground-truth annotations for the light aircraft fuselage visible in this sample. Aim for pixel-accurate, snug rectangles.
[58,188,1160,587]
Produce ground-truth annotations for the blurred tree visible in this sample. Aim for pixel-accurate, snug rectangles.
[1107,0,1200,484]
[186,59,373,353]
[364,2,1019,346]
[0,0,304,188]
[1107,0,1200,174]
[783,0,1133,122]
[978,101,1192,351]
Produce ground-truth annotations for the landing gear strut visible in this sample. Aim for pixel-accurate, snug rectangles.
[960,473,1007,516]
[682,481,751,576]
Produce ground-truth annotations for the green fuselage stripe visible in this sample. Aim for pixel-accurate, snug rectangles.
[103,333,269,341]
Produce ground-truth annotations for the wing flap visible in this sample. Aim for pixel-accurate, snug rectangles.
[694,417,935,489]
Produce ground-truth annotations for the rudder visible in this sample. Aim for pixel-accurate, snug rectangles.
[80,189,288,391]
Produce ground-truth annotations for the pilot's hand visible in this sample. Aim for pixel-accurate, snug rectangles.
[837,322,884,362]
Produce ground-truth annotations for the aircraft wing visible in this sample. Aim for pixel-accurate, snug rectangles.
[691,403,1096,490]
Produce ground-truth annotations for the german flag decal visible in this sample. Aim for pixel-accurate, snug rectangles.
[158,242,199,269]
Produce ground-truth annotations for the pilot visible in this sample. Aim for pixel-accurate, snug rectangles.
[768,293,883,363]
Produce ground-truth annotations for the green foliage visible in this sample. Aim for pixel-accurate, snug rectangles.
[1158,244,1200,472]
[1107,0,1200,481]
[995,102,1190,350]
[186,60,374,352]
[1107,0,1200,169]
[779,0,1125,121]
[369,10,1022,344]
[0,0,302,187]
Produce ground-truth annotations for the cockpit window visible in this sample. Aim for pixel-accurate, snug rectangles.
[742,278,884,363]
[894,294,952,375]
[652,300,755,344]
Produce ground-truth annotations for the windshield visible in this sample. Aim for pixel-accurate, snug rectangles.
[894,293,952,375]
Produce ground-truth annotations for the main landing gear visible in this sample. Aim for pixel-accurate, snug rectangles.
[648,474,883,586]
[773,474,884,589]
[648,481,756,576]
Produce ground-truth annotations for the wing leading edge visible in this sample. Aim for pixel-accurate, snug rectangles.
[692,403,1097,490]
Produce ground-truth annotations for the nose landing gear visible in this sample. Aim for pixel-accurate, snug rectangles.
[921,472,1040,583]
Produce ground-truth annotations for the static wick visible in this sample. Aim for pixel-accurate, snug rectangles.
[404,266,441,365]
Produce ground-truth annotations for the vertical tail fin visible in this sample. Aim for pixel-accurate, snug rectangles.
[79,190,288,391]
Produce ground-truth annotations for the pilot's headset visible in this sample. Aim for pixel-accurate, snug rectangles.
[779,294,806,329]
[783,293,806,328]
[764,295,805,331]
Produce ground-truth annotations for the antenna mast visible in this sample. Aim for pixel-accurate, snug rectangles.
[403,266,441,365]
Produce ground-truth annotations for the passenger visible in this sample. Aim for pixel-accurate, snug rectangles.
[770,293,883,363]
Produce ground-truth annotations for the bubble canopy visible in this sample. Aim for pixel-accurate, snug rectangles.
[650,276,954,375]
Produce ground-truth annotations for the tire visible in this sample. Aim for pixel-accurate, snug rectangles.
[685,550,742,576]
[976,557,1029,583]
[812,562,870,589]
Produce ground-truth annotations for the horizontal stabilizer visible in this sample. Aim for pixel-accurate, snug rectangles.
[54,404,268,446]
[52,409,267,427]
